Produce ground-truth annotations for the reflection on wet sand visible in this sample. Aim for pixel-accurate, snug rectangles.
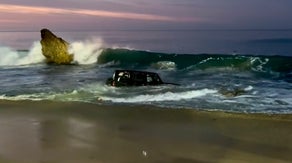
[0,101,292,163]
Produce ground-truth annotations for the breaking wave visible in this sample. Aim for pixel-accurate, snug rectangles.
[0,42,44,66]
[0,38,104,66]
[102,89,217,103]
[69,38,103,65]
[98,48,292,75]
[1,40,291,82]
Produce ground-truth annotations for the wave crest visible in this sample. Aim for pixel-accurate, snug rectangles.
[102,89,217,103]
[0,38,104,66]
[0,42,44,66]
[69,38,103,65]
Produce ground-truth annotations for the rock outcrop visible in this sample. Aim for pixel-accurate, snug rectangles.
[219,87,246,97]
[40,28,73,64]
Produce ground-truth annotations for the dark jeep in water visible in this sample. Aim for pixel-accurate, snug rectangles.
[106,70,178,87]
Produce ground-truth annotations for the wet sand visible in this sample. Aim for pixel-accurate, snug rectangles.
[0,100,292,163]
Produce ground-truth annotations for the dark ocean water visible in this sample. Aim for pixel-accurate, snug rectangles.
[0,30,291,114]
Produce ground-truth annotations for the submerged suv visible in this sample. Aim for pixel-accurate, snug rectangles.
[106,70,169,87]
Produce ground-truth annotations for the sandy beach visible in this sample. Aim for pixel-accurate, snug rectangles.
[0,100,292,163]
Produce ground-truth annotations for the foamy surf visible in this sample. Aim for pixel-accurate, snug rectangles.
[69,38,103,65]
[0,42,44,66]
[151,61,176,70]
[102,89,217,103]
[0,38,104,66]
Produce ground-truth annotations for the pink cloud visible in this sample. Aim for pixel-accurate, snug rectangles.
[0,4,199,22]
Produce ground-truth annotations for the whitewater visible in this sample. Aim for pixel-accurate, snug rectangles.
[0,30,291,114]
[0,38,104,66]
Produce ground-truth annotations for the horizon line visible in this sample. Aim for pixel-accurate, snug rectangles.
[1,28,292,32]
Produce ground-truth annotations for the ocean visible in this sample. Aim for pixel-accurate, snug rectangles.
[0,30,291,114]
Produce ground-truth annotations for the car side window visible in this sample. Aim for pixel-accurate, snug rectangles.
[147,75,153,83]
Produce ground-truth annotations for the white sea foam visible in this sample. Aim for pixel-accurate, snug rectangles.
[69,38,103,65]
[244,85,253,91]
[0,90,85,102]
[151,61,176,70]
[0,42,44,66]
[250,57,269,72]
[102,88,217,103]
[0,38,104,66]
[0,93,50,101]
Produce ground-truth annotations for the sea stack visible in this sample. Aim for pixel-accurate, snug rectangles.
[40,28,73,64]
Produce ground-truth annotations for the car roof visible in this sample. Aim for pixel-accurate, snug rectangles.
[115,70,158,75]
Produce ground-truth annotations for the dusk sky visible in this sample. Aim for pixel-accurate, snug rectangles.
[0,0,292,31]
